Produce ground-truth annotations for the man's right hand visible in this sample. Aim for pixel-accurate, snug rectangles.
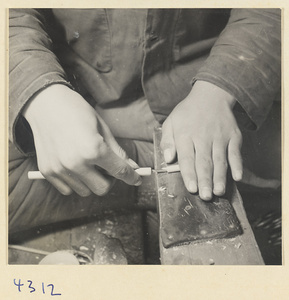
[23,84,142,196]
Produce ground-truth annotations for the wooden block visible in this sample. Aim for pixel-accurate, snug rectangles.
[159,171,242,248]
[153,127,264,265]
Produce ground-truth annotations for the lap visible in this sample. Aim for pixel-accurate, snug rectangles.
[9,138,155,233]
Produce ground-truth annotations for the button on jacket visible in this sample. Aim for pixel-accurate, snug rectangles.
[9,9,281,153]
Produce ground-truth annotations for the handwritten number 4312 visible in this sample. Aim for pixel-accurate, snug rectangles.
[14,279,61,296]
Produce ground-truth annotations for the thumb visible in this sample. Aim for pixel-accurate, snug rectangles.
[160,117,177,163]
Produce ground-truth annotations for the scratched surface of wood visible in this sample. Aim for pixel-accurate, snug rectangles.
[160,171,242,248]
[154,127,264,265]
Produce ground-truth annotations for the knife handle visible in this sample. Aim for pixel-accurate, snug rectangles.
[28,167,153,180]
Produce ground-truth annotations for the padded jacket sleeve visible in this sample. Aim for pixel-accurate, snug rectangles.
[9,9,72,154]
[194,9,281,129]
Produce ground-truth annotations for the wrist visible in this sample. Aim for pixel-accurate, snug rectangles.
[192,80,236,109]
[22,84,72,123]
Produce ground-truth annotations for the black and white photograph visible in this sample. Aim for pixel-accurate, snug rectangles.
[3,2,288,299]
[8,8,282,265]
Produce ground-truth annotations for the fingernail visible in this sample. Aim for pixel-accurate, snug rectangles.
[233,171,243,181]
[214,183,225,195]
[164,149,172,162]
[128,158,139,169]
[188,181,197,193]
[200,187,212,201]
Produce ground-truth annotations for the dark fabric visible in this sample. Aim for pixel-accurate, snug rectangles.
[9,9,281,154]
[8,8,281,234]
[194,9,281,130]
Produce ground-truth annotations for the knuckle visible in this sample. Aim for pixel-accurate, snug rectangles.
[179,132,190,140]
[198,178,212,188]
[52,164,65,175]
[230,150,241,159]
[38,163,50,175]
[41,164,63,177]
[61,189,73,196]
[214,156,228,168]
[221,160,228,168]
[195,140,209,152]
[61,158,80,173]
[79,189,91,197]
[94,140,108,160]
[82,144,99,161]
[199,155,213,167]
[176,133,190,145]
[197,165,212,179]
[114,165,130,178]
[78,136,106,161]
[39,167,52,177]
[180,154,194,164]
[95,184,110,196]
[81,149,97,162]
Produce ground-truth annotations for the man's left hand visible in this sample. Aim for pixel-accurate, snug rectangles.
[161,81,243,201]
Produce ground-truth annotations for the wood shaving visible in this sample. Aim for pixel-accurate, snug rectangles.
[79,246,89,251]
[168,194,175,198]
[234,243,242,249]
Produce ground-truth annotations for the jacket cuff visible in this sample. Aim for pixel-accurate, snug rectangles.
[192,9,281,130]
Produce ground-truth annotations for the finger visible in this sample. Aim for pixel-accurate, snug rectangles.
[160,117,177,163]
[77,166,114,196]
[212,141,228,196]
[98,118,140,170]
[174,135,198,193]
[45,176,73,196]
[107,136,140,169]
[96,144,142,186]
[228,134,243,181]
[195,144,213,201]
[59,172,92,197]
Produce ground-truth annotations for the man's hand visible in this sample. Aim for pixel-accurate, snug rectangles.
[161,81,243,201]
[23,84,142,196]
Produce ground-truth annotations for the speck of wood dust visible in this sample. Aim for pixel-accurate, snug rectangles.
[234,243,242,249]
[79,246,89,251]
[186,198,193,207]
[168,194,176,198]
[168,235,174,240]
